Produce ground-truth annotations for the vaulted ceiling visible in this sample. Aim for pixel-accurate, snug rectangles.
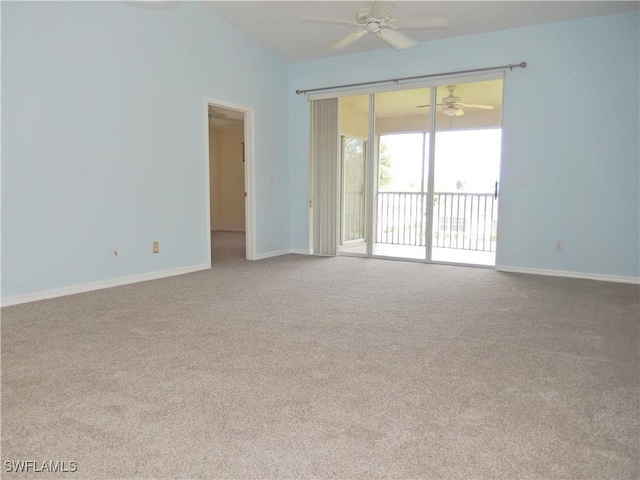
[202,1,639,62]
[197,1,637,129]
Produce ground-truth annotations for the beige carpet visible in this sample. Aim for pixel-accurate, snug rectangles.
[2,232,638,479]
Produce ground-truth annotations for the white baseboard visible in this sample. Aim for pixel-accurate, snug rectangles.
[254,249,293,260]
[290,249,313,255]
[1,263,211,307]
[495,265,640,285]
[253,248,314,260]
[17,259,628,307]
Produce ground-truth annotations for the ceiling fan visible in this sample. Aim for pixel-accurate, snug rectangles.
[418,85,495,117]
[303,1,449,51]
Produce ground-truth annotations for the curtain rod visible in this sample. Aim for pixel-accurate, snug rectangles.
[295,61,527,95]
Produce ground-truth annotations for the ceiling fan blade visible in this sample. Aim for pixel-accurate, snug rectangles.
[458,103,495,110]
[303,17,356,26]
[395,17,450,30]
[328,30,367,50]
[417,103,446,108]
[369,1,396,19]
[377,28,417,50]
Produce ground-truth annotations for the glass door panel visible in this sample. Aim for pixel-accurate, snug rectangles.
[339,95,369,256]
[372,88,430,260]
[341,136,366,244]
[431,79,503,265]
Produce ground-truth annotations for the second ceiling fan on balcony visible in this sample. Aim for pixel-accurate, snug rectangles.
[303,0,449,51]
[418,85,496,117]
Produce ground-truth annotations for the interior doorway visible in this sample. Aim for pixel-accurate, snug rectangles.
[206,99,256,262]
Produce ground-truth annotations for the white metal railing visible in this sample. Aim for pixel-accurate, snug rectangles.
[376,191,498,252]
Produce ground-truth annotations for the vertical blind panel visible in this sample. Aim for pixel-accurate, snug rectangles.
[311,98,339,255]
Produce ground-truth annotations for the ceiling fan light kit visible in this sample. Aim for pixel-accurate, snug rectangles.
[304,0,449,52]
[443,105,463,117]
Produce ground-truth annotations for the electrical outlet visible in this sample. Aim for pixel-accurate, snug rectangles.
[555,240,564,252]
[152,241,159,254]
[516,175,529,186]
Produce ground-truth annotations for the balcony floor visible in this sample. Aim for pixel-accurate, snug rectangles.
[339,242,496,266]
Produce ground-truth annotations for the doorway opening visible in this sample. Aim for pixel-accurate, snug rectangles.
[206,99,256,262]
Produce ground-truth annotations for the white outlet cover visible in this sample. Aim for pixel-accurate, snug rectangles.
[516,175,529,186]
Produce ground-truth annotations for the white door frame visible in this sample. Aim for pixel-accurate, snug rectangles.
[204,97,257,262]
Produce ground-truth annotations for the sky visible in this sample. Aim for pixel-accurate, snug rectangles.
[381,129,502,193]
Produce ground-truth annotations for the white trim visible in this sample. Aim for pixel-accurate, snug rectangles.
[1,264,211,307]
[244,108,257,261]
[254,249,313,259]
[204,97,257,261]
[290,249,313,255]
[204,103,212,267]
[254,249,293,260]
[495,265,640,285]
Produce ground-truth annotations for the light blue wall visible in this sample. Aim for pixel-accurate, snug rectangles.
[3,6,638,301]
[289,12,640,279]
[2,2,289,298]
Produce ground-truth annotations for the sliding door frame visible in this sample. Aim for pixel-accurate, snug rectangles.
[424,87,438,263]
[309,71,504,263]
[365,93,376,258]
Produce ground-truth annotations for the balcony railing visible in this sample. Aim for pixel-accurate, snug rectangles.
[342,191,365,242]
[376,191,498,252]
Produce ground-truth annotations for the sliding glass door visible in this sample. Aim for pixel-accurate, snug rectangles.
[430,81,503,265]
[338,95,369,256]
[332,76,503,266]
[372,88,431,259]
[340,136,366,246]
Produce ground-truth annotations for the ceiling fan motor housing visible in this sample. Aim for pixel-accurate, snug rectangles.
[356,8,373,23]
[367,22,381,33]
[356,7,390,31]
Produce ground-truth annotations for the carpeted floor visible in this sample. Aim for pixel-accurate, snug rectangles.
[1,232,638,479]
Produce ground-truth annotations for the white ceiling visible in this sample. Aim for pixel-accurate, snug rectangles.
[202,1,639,62]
